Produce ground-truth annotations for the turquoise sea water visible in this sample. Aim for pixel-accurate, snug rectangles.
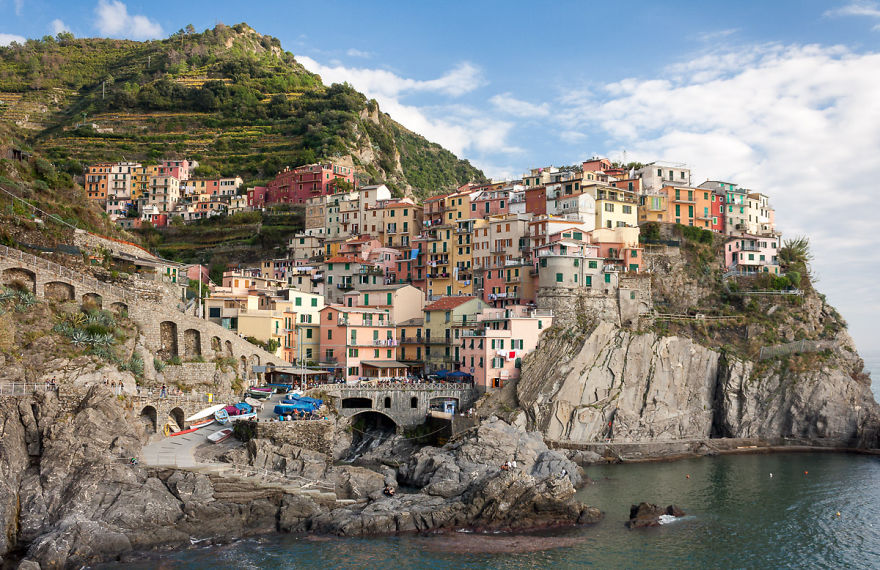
[110,452,880,569]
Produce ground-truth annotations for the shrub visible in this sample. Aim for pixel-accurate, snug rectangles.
[153,357,166,372]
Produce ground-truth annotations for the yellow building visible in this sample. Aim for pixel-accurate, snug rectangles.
[595,186,638,229]
[396,317,425,371]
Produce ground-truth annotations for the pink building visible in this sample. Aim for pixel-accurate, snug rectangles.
[459,305,553,392]
[159,159,197,181]
[251,163,355,207]
[319,305,404,383]
[471,188,512,218]
[724,235,781,275]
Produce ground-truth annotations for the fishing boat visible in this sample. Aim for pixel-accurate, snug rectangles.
[185,404,226,423]
[207,428,234,444]
[247,386,273,399]
[167,417,214,437]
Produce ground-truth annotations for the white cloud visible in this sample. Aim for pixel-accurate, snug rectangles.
[346,48,371,58]
[297,56,517,159]
[50,19,69,35]
[299,56,483,99]
[94,0,162,40]
[0,32,25,46]
[489,93,550,117]
[566,43,880,351]
[824,1,880,18]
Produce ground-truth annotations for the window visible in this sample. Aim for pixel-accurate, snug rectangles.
[311,298,318,307]
[374,349,380,358]
[604,203,614,212]
[585,276,592,286]
[588,260,598,269]
[363,294,369,305]
[209,307,221,318]
[295,297,302,306]
[351,330,357,343]
[604,273,611,283]
[556,273,563,282]
[631,250,638,258]
[622,205,632,214]
[348,348,359,357]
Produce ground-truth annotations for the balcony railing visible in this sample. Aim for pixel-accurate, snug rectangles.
[336,283,354,290]
[400,337,424,344]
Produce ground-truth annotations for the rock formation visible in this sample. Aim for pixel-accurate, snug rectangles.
[0,391,599,568]
[517,320,880,447]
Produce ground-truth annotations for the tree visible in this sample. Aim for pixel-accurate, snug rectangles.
[185,24,196,34]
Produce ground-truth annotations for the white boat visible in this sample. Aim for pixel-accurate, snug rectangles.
[229,411,257,422]
[185,404,226,422]
[207,428,234,444]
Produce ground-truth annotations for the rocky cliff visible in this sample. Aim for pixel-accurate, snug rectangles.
[0,388,598,568]
[517,317,880,448]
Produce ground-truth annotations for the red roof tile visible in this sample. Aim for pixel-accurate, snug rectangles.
[325,256,361,264]
[424,296,477,311]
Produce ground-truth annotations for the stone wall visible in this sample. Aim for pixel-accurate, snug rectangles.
[245,420,334,455]
[73,230,158,262]
[328,385,477,427]
[537,287,620,328]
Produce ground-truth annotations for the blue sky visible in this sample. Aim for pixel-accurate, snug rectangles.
[2,0,880,358]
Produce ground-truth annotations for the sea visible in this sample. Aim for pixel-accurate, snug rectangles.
[102,352,880,569]
[107,452,880,569]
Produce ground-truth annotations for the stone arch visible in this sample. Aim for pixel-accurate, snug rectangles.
[240,355,249,379]
[110,302,128,315]
[159,321,178,360]
[82,292,102,309]
[139,405,157,434]
[341,397,373,409]
[410,396,419,409]
[1,267,36,293]
[44,281,75,301]
[183,329,202,358]
[169,407,186,431]
[384,396,391,409]
[211,336,222,355]
[350,410,398,431]
[249,355,260,379]
[430,396,459,413]
[225,340,233,357]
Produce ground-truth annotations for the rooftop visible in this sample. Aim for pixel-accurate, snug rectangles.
[425,296,478,312]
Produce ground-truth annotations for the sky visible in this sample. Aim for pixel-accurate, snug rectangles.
[2,0,880,357]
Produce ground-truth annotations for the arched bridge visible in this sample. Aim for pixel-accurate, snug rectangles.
[326,383,477,428]
[0,245,283,381]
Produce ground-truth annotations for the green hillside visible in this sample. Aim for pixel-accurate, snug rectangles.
[0,23,485,196]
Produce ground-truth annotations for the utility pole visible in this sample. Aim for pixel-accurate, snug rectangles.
[197,264,202,318]
[102,81,105,100]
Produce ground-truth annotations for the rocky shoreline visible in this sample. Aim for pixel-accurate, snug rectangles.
[0,388,600,569]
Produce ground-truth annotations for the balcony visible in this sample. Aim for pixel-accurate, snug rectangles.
[336,283,354,290]
[400,337,424,344]
[359,266,385,275]
[372,339,398,347]
[425,337,454,345]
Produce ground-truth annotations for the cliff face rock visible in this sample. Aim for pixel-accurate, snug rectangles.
[314,418,598,536]
[518,321,880,446]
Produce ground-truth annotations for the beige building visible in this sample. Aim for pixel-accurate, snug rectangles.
[423,296,488,372]
[595,185,638,229]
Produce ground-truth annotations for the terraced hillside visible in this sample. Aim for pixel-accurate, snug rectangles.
[0,23,485,196]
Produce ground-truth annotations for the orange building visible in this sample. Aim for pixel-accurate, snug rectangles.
[85,163,113,200]
[660,186,714,229]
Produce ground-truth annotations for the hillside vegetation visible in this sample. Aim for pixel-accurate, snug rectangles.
[0,23,485,197]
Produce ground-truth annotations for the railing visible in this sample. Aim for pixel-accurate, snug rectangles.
[372,339,398,347]
[329,382,474,391]
[399,337,424,344]
[759,340,834,360]
[0,244,133,301]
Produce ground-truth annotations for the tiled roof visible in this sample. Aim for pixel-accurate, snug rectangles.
[325,256,361,264]
[424,296,477,312]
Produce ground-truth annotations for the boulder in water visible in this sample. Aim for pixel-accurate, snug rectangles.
[626,502,686,528]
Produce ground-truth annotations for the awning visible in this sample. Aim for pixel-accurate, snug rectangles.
[270,368,330,376]
[360,360,410,368]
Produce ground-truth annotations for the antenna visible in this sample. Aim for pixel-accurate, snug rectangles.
[623,150,627,165]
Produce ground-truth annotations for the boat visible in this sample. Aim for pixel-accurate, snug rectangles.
[229,411,257,422]
[247,386,273,399]
[244,397,264,411]
[207,428,234,444]
[168,418,214,437]
[185,404,226,423]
